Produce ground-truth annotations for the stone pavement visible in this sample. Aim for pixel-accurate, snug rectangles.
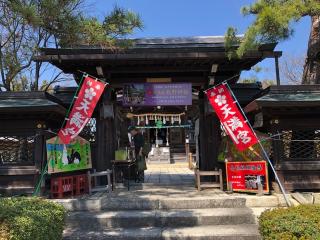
[144,162,194,185]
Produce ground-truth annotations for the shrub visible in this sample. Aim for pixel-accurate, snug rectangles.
[259,204,320,240]
[0,197,66,240]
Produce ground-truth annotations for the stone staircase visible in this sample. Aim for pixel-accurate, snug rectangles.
[170,146,187,163]
[170,152,187,163]
[62,191,260,240]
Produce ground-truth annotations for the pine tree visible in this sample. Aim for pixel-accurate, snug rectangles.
[226,0,320,84]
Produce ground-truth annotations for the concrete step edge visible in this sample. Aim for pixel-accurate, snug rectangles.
[63,225,260,240]
[54,197,247,211]
[66,208,256,228]
[67,207,254,219]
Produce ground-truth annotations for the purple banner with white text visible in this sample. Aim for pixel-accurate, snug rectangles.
[123,83,192,106]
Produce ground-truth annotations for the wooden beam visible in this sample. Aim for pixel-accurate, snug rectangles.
[35,50,280,62]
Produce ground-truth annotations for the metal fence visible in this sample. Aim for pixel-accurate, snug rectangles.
[279,130,320,161]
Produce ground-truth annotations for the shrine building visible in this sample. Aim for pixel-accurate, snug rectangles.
[0,36,319,195]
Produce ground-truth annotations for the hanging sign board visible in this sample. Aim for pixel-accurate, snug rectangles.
[123,83,192,106]
[46,136,92,174]
[226,161,269,193]
[206,84,258,151]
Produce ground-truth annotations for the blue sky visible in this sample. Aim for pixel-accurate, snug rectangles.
[50,0,311,84]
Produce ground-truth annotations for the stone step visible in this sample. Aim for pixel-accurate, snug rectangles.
[66,208,255,229]
[0,186,34,196]
[171,156,187,160]
[171,154,186,157]
[171,158,187,163]
[171,157,187,159]
[171,152,186,155]
[56,196,246,211]
[63,224,260,240]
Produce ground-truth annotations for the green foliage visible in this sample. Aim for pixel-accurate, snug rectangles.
[224,27,241,59]
[0,197,66,240]
[103,6,143,38]
[79,6,143,49]
[10,1,143,48]
[218,133,272,162]
[259,204,320,240]
[225,0,320,58]
[0,1,143,91]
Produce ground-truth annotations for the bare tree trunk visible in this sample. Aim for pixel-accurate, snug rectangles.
[34,61,40,91]
[302,16,320,84]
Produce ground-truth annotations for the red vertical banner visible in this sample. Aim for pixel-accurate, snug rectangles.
[58,76,106,144]
[206,84,258,151]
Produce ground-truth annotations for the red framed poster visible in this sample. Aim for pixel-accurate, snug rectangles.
[226,161,269,193]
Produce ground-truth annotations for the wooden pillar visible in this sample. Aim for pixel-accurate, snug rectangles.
[198,89,221,172]
[205,114,221,170]
[34,129,45,171]
[34,128,46,193]
[270,122,286,192]
[198,90,207,170]
[95,88,116,172]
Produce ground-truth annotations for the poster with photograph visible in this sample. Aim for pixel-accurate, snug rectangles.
[46,136,92,174]
[226,161,269,193]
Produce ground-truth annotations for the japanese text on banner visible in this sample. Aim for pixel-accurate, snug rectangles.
[58,76,106,144]
[206,84,258,151]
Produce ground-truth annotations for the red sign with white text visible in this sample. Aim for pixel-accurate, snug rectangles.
[226,161,269,193]
[58,76,106,144]
[206,84,258,151]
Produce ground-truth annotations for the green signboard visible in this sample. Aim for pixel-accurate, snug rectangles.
[46,136,92,174]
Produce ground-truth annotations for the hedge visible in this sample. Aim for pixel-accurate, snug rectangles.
[259,204,320,240]
[0,197,66,240]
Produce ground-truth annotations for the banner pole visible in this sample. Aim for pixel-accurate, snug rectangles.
[33,74,87,196]
[204,74,240,94]
[77,70,109,85]
[224,83,291,207]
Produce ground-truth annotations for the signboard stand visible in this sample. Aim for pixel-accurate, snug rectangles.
[33,73,106,196]
[226,161,269,194]
[224,83,291,206]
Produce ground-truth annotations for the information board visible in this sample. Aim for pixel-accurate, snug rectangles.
[46,136,92,174]
[123,83,192,106]
[226,161,269,193]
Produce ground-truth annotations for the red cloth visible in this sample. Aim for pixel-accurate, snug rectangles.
[206,84,258,151]
[58,76,106,144]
